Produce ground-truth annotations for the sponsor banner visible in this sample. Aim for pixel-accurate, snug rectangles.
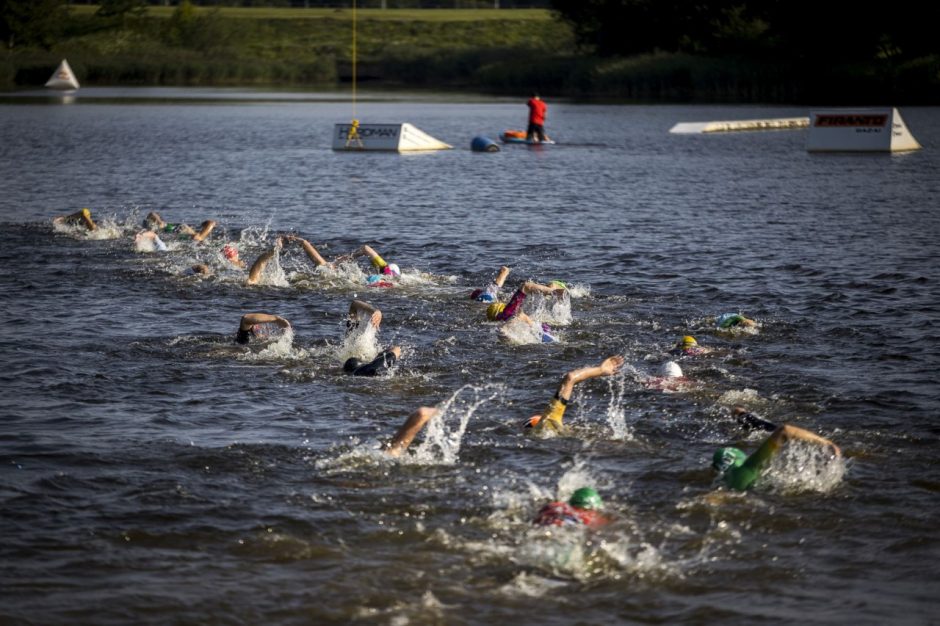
[333,124,402,150]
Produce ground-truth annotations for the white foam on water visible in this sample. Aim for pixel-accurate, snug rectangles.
[760,440,846,494]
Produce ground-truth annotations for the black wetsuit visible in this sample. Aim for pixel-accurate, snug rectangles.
[344,349,398,377]
[235,327,254,345]
[736,411,777,433]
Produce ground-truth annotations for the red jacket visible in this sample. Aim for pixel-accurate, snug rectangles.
[527,98,547,125]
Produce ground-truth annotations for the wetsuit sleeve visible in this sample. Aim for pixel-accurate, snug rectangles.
[351,349,398,377]
[496,288,527,321]
[736,412,777,433]
[725,432,784,490]
[371,254,388,271]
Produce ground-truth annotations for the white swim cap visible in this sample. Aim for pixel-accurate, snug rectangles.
[660,361,683,378]
[384,263,401,277]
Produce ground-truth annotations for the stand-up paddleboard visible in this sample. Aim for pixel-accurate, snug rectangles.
[45,59,80,91]
[500,130,555,145]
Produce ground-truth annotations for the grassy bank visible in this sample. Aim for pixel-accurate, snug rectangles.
[3,5,937,103]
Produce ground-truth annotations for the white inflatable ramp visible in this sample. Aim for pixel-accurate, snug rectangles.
[333,123,452,152]
[670,117,809,134]
[45,59,80,90]
[807,108,921,152]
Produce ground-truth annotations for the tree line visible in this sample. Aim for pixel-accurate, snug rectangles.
[550,0,939,63]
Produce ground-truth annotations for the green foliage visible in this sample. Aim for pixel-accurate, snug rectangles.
[96,0,148,19]
[1,0,67,50]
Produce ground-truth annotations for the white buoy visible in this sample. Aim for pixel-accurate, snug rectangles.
[332,123,452,152]
[806,108,921,152]
[44,59,80,91]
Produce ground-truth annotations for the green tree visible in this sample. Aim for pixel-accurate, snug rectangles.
[1,0,66,50]
[96,0,148,28]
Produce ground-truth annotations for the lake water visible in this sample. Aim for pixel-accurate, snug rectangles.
[1,89,938,624]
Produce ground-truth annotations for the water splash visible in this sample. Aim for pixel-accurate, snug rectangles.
[604,370,634,441]
[236,328,307,362]
[335,321,382,363]
[407,384,503,465]
[499,317,551,345]
[759,441,846,494]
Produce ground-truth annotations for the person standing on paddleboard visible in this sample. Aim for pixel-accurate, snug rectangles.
[526,93,550,143]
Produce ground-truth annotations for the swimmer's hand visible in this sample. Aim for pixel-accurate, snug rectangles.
[600,355,624,376]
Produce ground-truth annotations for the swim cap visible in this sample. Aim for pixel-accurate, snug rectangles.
[568,487,602,510]
[383,263,401,277]
[222,245,239,260]
[548,280,567,290]
[469,289,483,300]
[717,313,743,329]
[486,302,506,321]
[343,357,363,373]
[679,335,697,348]
[660,361,683,378]
[713,447,747,472]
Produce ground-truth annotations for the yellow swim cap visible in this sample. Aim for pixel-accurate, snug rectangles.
[680,335,697,348]
[486,302,506,321]
[82,208,91,217]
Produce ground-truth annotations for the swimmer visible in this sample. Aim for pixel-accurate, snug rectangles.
[533,487,609,527]
[487,280,567,343]
[187,263,212,277]
[235,313,291,345]
[346,244,401,285]
[673,335,710,356]
[644,360,688,391]
[712,424,841,491]
[524,355,625,433]
[469,266,511,303]
[134,230,168,252]
[342,300,401,375]
[486,280,567,323]
[246,238,284,285]
[221,244,246,269]
[384,407,439,457]
[716,312,757,329]
[53,208,96,231]
[143,212,217,243]
[344,346,402,377]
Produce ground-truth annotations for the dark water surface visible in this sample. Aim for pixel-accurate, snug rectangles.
[1,89,939,624]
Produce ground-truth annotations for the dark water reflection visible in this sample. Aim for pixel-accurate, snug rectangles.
[1,90,938,623]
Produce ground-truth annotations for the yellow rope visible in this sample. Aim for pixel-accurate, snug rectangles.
[351,0,357,122]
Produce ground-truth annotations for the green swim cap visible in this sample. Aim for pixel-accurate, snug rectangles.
[548,280,567,290]
[713,447,747,472]
[568,487,602,510]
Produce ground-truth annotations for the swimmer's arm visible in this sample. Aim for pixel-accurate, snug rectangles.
[522,280,566,297]
[246,248,277,285]
[349,299,382,328]
[494,266,511,289]
[350,245,386,267]
[286,235,330,267]
[239,313,290,331]
[555,355,625,401]
[385,407,438,457]
[192,220,217,242]
[743,425,840,473]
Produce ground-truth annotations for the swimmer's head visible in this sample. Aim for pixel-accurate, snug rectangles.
[717,313,743,329]
[660,361,683,378]
[713,447,747,473]
[568,487,602,510]
[679,335,697,349]
[383,263,401,277]
[486,302,506,321]
[222,245,239,261]
[548,280,567,290]
[524,415,542,429]
[469,288,483,300]
[343,357,363,373]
